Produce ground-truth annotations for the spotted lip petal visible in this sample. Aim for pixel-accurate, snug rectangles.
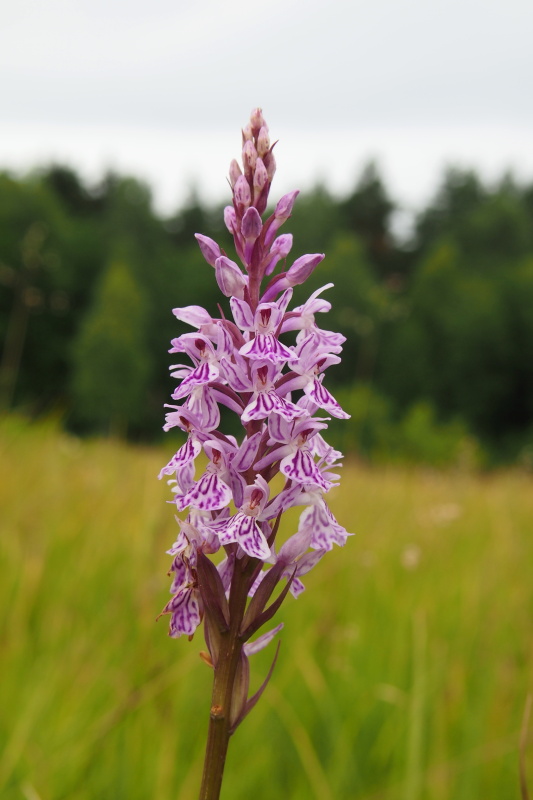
[217,513,271,560]
[232,430,264,472]
[230,297,255,330]
[298,502,350,550]
[280,448,330,491]
[176,472,233,512]
[241,390,305,423]
[306,378,350,419]
[172,362,220,400]
[234,515,271,559]
[163,588,202,638]
[185,386,220,431]
[240,334,293,363]
[161,110,351,662]
[158,437,202,479]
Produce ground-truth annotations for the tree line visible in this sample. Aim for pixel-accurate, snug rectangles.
[1,162,533,464]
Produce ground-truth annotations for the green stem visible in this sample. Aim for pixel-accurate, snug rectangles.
[198,560,251,800]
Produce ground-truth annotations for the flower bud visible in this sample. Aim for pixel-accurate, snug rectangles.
[242,140,258,178]
[275,190,299,221]
[242,123,253,142]
[215,256,248,298]
[278,528,313,564]
[264,234,293,275]
[252,158,269,214]
[194,233,221,267]
[264,190,300,247]
[264,149,276,181]
[241,206,262,242]
[173,305,213,327]
[229,159,242,188]
[271,234,293,258]
[257,126,270,157]
[234,175,251,212]
[250,107,266,134]
[253,158,267,194]
[224,206,238,235]
[286,253,325,285]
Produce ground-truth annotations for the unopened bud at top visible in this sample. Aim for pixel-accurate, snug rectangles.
[253,158,268,198]
[234,174,251,212]
[224,206,238,235]
[253,157,270,215]
[257,126,270,157]
[250,107,266,134]
[229,159,242,188]
[242,140,258,178]
[264,149,276,181]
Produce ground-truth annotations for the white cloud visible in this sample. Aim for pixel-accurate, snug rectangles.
[1,0,532,211]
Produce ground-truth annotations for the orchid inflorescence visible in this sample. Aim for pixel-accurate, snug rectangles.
[159,111,350,790]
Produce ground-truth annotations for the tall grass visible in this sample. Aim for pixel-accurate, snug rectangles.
[0,416,531,799]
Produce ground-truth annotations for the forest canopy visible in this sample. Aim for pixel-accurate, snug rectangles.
[1,162,533,465]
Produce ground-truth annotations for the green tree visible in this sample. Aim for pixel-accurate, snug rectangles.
[71,260,150,435]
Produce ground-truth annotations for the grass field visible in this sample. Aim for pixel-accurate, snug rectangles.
[0,415,532,800]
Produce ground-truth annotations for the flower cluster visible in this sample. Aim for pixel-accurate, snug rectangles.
[159,109,350,679]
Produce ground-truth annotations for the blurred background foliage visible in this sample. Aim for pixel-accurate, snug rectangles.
[1,161,533,465]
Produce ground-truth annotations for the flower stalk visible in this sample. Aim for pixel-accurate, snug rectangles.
[158,109,351,799]
[199,560,250,800]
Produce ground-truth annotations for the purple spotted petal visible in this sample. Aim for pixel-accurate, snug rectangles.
[158,437,202,479]
[173,458,196,494]
[306,378,350,419]
[298,503,349,550]
[216,324,237,359]
[280,448,329,490]
[303,327,346,353]
[219,356,251,392]
[163,588,201,637]
[267,412,292,444]
[172,362,220,400]
[230,297,254,330]
[216,513,270,559]
[177,472,233,511]
[169,561,189,594]
[215,518,239,548]
[186,386,220,431]
[233,430,264,472]
[289,577,306,597]
[240,334,293,363]
[276,287,294,316]
[242,390,306,423]
[234,514,271,559]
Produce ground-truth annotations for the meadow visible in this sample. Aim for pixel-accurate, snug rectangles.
[0,415,531,800]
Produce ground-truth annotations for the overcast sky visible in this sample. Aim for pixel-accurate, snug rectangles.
[1,0,532,215]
